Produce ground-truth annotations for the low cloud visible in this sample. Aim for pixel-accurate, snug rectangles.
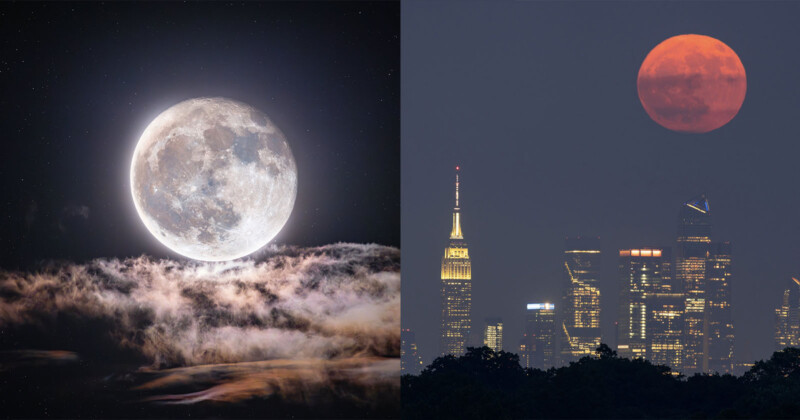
[0,349,79,371]
[0,243,400,368]
[138,357,399,404]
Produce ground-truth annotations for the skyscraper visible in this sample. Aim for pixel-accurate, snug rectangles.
[618,248,683,371]
[648,291,684,371]
[483,318,503,352]
[440,166,472,356]
[401,329,425,375]
[775,277,800,351]
[560,237,602,364]
[705,242,735,374]
[524,303,556,369]
[617,248,668,359]
[676,194,711,374]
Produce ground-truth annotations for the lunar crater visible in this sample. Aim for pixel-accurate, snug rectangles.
[131,97,297,261]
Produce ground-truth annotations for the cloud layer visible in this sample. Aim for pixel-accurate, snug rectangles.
[0,243,400,368]
[138,357,399,404]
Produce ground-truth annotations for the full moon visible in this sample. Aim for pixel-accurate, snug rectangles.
[637,34,746,133]
[130,97,297,261]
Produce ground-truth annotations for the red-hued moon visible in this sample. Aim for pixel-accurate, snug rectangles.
[637,34,746,133]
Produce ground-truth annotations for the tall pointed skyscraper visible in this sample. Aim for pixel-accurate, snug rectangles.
[676,194,712,374]
[440,166,472,356]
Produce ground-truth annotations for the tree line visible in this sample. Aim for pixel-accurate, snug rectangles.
[402,345,800,419]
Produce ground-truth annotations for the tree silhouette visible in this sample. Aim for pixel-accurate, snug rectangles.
[403,346,525,419]
[595,343,616,359]
[403,344,800,419]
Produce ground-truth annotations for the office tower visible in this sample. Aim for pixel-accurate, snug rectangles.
[648,290,684,371]
[775,277,800,351]
[618,247,684,371]
[705,242,735,374]
[560,237,602,364]
[676,194,711,374]
[617,248,668,359]
[401,328,425,375]
[483,318,503,352]
[440,166,472,356]
[525,303,556,369]
[617,247,683,371]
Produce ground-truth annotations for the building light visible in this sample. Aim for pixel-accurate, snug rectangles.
[619,249,663,258]
[527,303,555,310]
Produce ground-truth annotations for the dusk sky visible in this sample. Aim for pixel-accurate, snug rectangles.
[0,2,399,268]
[402,1,800,366]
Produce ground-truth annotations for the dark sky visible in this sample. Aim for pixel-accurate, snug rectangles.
[0,2,399,268]
[402,1,800,366]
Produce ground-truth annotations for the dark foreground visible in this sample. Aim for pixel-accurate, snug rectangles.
[402,345,800,419]
[0,351,399,418]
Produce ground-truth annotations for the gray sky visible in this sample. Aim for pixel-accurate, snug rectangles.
[402,0,800,367]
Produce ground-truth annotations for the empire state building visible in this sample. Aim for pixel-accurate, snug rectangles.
[440,166,472,356]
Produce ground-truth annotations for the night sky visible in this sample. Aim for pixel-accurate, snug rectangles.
[402,1,800,367]
[0,2,399,269]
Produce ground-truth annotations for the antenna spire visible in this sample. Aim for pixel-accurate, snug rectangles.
[450,165,463,240]
[455,165,460,209]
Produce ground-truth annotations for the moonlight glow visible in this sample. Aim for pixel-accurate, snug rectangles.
[130,97,297,261]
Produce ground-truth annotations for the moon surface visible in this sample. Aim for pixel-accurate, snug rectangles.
[130,97,297,261]
[637,34,746,133]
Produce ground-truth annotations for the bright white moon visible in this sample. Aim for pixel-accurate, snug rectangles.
[130,97,297,261]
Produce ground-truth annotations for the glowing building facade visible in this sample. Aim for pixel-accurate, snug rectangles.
[440,167,472,356]
[676,194,712,374]
[648,291,684,370]
[560,237,601,364]
[649,248,682,371]
[483,318,503,352]
[775,277,800,351]
[617,248,668,359]
[705,242,735,374]
[401,329,424,375]
[523,303,556,369]
[617,248,683,371]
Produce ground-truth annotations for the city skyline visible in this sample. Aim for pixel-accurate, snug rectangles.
[405,164,796,371]
[402,1,800,372]
[418,175,757,374]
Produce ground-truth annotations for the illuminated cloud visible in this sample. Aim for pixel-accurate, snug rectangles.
[137,357,399,404]
[0,243,400,368]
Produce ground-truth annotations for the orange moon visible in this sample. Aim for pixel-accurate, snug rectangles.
[637,34,746,133]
